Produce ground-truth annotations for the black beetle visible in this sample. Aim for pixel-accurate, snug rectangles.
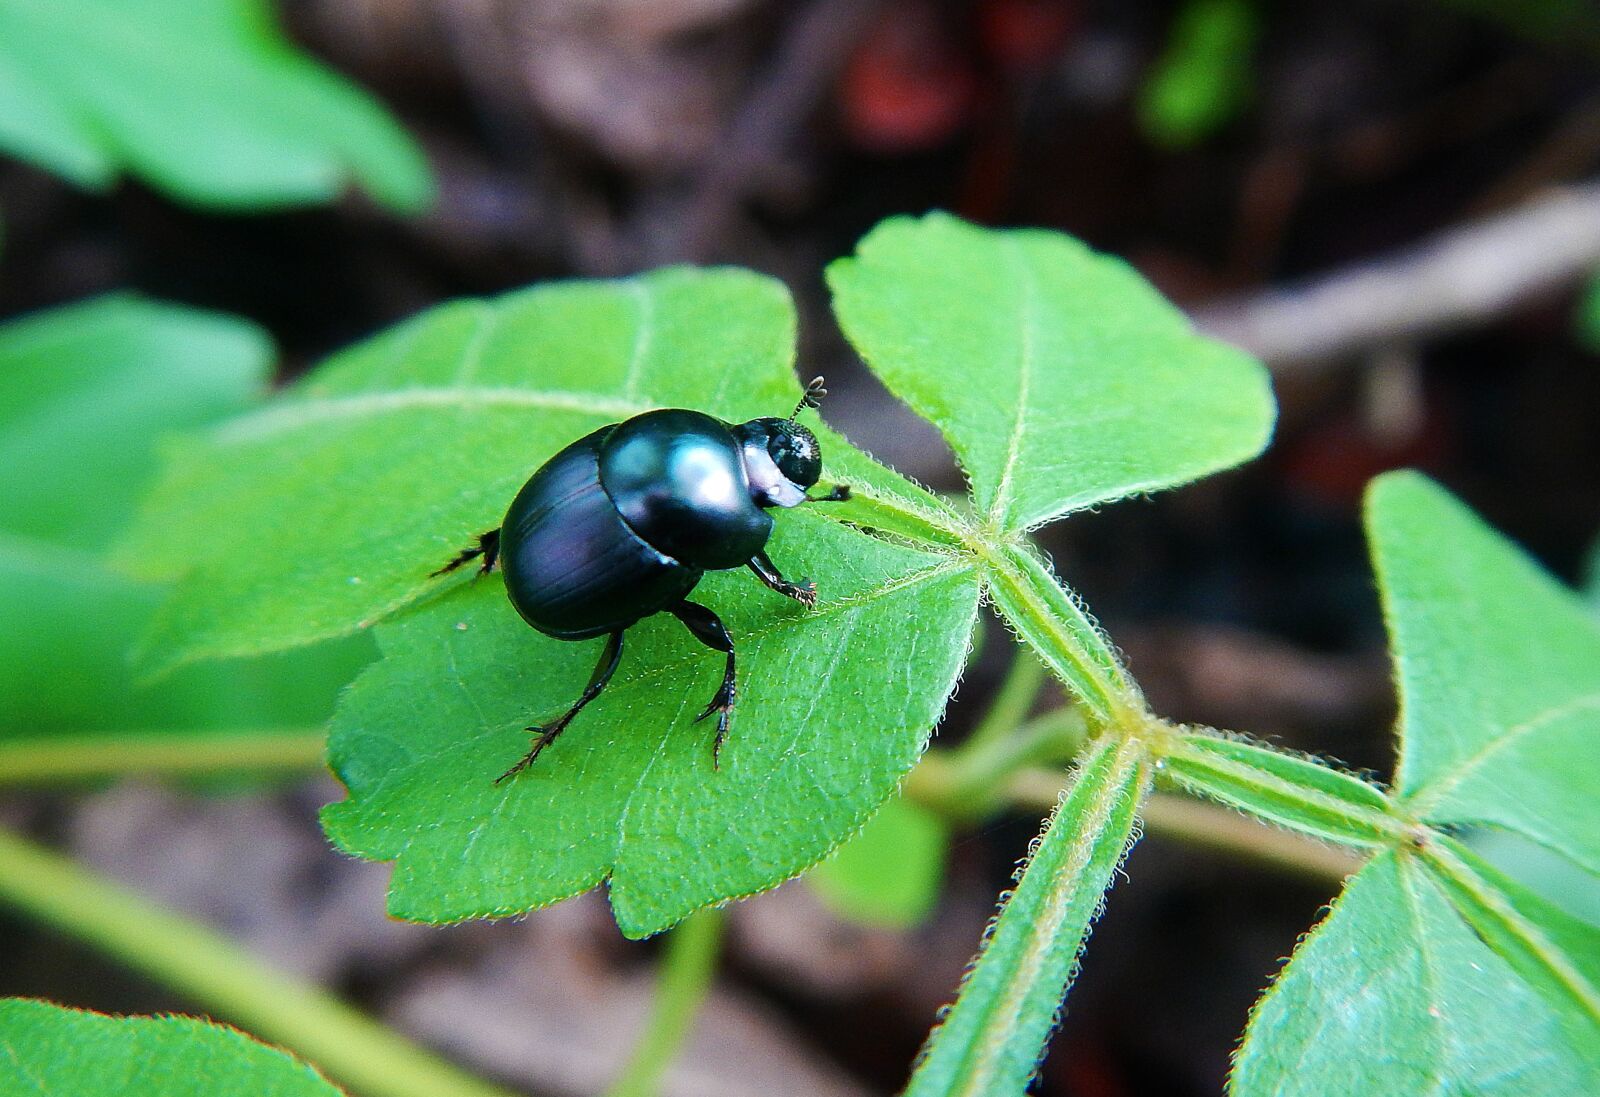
[432,377,850,781]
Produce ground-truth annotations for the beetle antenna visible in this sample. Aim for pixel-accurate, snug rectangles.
[791,376,827,420]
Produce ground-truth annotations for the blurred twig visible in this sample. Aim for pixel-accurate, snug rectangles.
[661,0,883,263]
[0,826,518,1097]
[605,908,726,1097]
[0,730,324,784]
[1195,181,1600,368]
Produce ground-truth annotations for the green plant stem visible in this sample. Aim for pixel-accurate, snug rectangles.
[905,737,1152,1096]
[939,709,1087,819]
[0,730,326,784]
[0,826,517,1097]
[952,649,1047,764]
[604,908,725,1097]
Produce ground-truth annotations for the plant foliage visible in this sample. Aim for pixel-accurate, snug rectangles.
[1229,471,1600,1096]
[0,295,370,755]
[120,212,1600,1094]
[0,0,431,212]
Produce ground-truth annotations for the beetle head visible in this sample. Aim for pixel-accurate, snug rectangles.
[734,417,821,508]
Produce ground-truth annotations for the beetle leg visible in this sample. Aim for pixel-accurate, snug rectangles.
[495,628,624,783]
[804,484,851,503]
[746,548,817,607]
[668,601,737,770]
[430,528,501,578]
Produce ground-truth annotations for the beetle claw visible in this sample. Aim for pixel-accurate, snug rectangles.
[696,693,734,770]
[494,722,562,783]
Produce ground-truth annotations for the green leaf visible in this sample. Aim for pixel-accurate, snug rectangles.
[0,0,432,212]
[0,998,342,1096]
[1162,730,1401,846]
[827,211,1274,534]
[0,294,371,755]
[321,516,978,937]
[1137,0,1257,150]
[809,795,947,928]
[905,737,1150,1097]
[1368,471,1600,877]
[1230,852,1600,1097]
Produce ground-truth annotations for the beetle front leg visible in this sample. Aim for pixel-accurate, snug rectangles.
[668,601,737,769]
[746,548,817,607]
[804,484,851,503]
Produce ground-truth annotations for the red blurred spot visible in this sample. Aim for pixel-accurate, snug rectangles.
[839,1,977,153]
[979,0,1078,71]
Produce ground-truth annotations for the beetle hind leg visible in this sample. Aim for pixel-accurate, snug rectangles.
[430,528,500,578]
[496,628,624,783]
[669,601,737,769]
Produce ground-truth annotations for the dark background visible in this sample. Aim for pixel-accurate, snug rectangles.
[2,1,1598,1094]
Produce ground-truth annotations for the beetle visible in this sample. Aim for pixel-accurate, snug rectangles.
[432,377,851,782]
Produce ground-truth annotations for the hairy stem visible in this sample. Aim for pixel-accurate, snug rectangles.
[905,737,1151,1096]
[0,730,325,784]
[605,908,726,1097]
[983,543,1140,727]
[0,827,516,1097]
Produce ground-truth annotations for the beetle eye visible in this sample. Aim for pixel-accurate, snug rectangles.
[767,424,821,490]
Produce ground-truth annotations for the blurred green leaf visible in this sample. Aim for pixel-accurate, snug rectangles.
[809,795,947,928]
[0,0,432,212]
[0,294,371,755]
[1138,0,1258,150]
[0,294,272,551]
[827,212,1274,534]
[0,999,342,1096]
[1574,269,1600,355]
[905,738,1149,1097]
[1231,852,1600,1097]
[0,536,368,741]
[1371,471,1600,877]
